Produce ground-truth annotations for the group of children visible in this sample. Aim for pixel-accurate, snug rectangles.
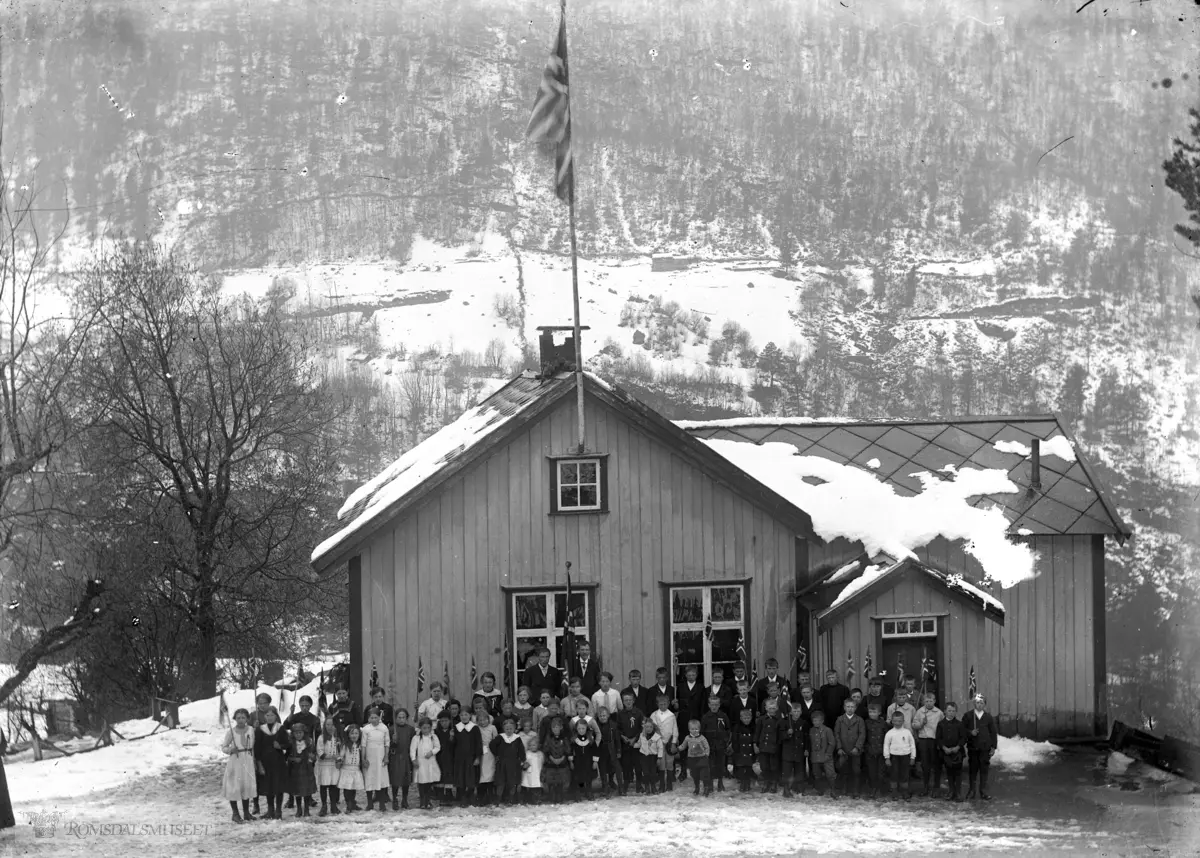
[219,647,1000,822]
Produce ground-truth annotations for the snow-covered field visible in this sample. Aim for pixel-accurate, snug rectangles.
[4,697,1198,856]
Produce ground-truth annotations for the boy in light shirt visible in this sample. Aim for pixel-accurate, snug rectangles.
[883,710,917,801]
[911,692,944,797]
[886,688,917,732]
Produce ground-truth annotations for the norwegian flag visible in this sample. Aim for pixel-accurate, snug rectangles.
[370,662,379,690]
[862,647,873,681]
[526,10,573,203]
[968,665,977,700]
[797,639,808,672]
[896,651,906,684]
[704,615,713,642]
[417,656,426,695]
[735,632,748,669]
[470,655,479,692]
[218,690,229,727]
[750,658,759,685]
[443,660,451,695]
[845,649,856,684]
[922,649,937,681]
[318,669,327,717]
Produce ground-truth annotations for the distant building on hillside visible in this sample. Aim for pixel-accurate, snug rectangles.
[311,331,1130,740]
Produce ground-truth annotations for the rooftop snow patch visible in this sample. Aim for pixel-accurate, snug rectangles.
[827,559,900,611]
[701,439,1037,587]
[994,435,1077,463]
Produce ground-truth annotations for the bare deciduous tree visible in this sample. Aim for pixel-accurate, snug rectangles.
[76,244,343,697]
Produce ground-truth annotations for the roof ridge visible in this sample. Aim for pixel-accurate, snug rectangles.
[680,414,1061,429]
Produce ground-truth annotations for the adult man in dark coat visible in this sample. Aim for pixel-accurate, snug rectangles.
[962,694,998,800]
[569,639,602,699]
[522,646,563,701]
[675,664,707,725]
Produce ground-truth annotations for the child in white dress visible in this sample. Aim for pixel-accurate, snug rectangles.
[521,735,544,804]
[337,724,366,812]
[314,720,341,816]
[361,708,391,811]
[410,717,442,811]
[477,711,498,805]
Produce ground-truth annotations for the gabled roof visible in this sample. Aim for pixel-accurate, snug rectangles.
[311,371,816,572]
[678,415,1130,539]
[804,554,1007,633]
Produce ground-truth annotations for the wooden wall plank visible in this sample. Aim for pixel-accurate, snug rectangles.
[1073,536,1090,735]
[1051,536,1072,737]
[1034,537,1053,740]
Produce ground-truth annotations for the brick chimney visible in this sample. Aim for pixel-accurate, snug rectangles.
[536,325,589,377]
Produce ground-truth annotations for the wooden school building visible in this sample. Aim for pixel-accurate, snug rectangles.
[311,332,1130,740]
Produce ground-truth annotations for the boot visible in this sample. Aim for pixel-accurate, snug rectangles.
[286,796,295,809]
[703,784,712,796]
[365,793,374,811]
[782,785,793,798]
[717,779,725,792]
[242,800,254,821]
[318,802,328,818]
[230,802,244,824]
[295,800,304,818]
[693,782,700,795]
[401,787,410,809]
[921,786,930,797]
[966,786,976,800]
[392,793,399,810]
[302,800,311,817]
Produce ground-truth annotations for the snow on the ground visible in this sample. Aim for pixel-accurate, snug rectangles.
[994,735,1060,770]
[701,439,1036,587]
[918,257,998,277]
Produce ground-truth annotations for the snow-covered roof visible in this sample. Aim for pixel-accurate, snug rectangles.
[681,416,1129,539]
[700,438,1035,587]
[312,371,580,568]
[813,554,1006,630]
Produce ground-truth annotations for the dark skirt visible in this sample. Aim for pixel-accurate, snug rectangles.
[542,762,571,789]
[257,755,289,795]
[0,754,13,829]
[288,760,317,796]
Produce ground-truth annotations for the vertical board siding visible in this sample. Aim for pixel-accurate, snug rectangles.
[352,391,1106,739]
[358,393,797,703]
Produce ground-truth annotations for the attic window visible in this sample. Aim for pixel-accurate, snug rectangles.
[550,456,608,514]
[882,617,937,638]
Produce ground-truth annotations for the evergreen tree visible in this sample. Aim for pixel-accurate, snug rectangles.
[757,342,786,387]
[1058,363,1088,427]
[1163,107,1200,247]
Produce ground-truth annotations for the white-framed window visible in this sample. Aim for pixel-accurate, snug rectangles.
[668,584,746,687]
[511,589,590,680]
[882,617,937,638]
[555,458,602,512]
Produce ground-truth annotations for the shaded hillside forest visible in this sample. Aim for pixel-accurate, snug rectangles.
[4,0,1199,733]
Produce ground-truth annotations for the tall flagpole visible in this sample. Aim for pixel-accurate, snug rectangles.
[562,0,586,454]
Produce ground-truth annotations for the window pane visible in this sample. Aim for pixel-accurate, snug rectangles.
[896,620,908,634]
[923,619,935,633]
[579,485,598,507]
[710,628,741,664]
[673,631,703,686]
[672,588,703,624]
[517,635,547,669]
[560,486,579,508]
[515,595,547,630]
[579,461,597,484]
[883,621,895,635]
[560,462,578,484]
[553,592,587,629]
[711,587,742,622]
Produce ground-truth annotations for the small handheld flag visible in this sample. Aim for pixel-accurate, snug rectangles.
[704,615,713,642]
[470,656,479,692]
[526,8,573,203]
[968,665,977,699]
[735,632,748,669]
[797,639,808,672]
[417,657,426,695]
[845,649,856,684]
[896,651,905,684]
[318,669,327,716]
[443,660,451,696]
[370,662,379,691]
[863,647,873,681]
[218,690,229,727]
[750,658,759,685]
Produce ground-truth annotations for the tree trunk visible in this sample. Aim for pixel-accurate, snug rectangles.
[198,590,219,699]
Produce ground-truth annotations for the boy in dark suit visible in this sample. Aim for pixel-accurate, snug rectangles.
[651,667,675,713]
[752,658,792,704]
[729,679,757,727]
[676,664,707,727]
[616,692,645,794]
[962,694,998,800]
[700,695,731,792]
[621,669,654,717]
[707,666,734,714]
[817,669,850,722]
